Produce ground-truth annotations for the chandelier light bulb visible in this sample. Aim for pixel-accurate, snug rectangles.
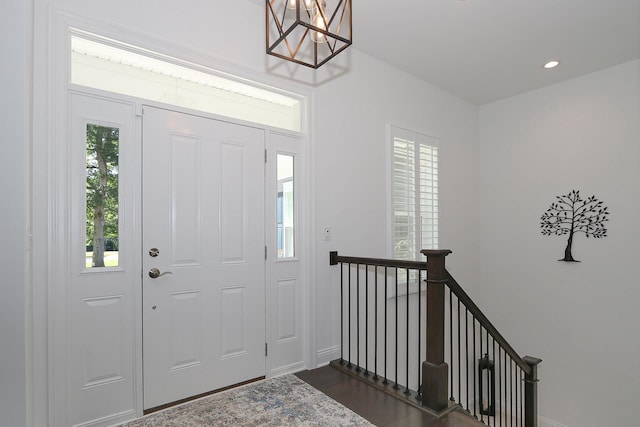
[311,1,328,43]
[284,0,314,10]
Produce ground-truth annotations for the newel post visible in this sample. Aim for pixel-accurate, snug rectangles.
[523,356,542,427]
[420,249,452,412]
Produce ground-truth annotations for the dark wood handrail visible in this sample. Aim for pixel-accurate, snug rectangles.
[445,270,531,375]
[330,251,427,270]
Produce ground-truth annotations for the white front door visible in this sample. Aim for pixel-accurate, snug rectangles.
[142,106,266,409]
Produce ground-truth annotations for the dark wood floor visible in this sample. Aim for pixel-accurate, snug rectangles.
[295,366,484,427]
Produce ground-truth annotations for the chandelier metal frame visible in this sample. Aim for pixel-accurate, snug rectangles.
[266,0,352,69]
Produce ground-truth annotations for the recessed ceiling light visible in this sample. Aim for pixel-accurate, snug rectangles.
[544,60,560,69]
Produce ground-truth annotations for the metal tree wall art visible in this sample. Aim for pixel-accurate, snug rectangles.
[540,190,610,262]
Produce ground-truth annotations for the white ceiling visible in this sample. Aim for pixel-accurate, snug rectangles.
[352,0,640,104]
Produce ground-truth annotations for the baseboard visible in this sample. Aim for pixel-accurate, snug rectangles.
[77,409,138,427]
[465,399,567,427]
[270,361,306,377]
[316,345,340,367]
[538,415,568,427]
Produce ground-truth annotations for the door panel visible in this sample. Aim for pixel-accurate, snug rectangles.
[67,93,139,426]
[265,132,306,376]
[142,106,265,409]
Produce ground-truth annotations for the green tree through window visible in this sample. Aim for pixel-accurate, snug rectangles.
[86,124,119,268]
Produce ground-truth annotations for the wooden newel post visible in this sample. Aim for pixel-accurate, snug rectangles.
[523,356,542,427]
[420,249,452,412]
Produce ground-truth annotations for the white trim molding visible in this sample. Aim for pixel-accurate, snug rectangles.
[539,416,569,427]
[316,345,341,367]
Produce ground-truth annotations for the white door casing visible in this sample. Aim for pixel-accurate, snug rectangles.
[142,106,266,409]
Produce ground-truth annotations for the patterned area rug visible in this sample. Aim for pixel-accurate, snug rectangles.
[121,374,375,426]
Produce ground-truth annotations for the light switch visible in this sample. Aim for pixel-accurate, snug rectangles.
[323,226,332,241]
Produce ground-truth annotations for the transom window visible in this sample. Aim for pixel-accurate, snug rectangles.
[70,30,302,132]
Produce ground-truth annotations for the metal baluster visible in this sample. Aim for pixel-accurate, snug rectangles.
[364,265,369,376]
[486,328,491,424]
[520,369,524,427]
[449,287,454,401]
[491,335,496,427]
[503,350,507,427]
[347,263,352,368]
[473,317,477,419]
[394,268,399,390]
[502,351,509,427]
[479,324,483,423]
[518,363,521,427]
[513,364,516,427]
[499,348,502,427]
[374,265,379,381]
[466,307,470,413]
[458,298,461,405]
[383,267,388,385]
[416,269,422,400]
[356,264,361,372]
[405,268,410,394]
[510,358,513,427]
[490,331,494,426]
[340,262,344,364]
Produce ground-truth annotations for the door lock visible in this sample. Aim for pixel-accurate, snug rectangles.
[149,268,173,279]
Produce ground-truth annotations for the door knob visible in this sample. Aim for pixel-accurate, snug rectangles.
[149,268,173,279]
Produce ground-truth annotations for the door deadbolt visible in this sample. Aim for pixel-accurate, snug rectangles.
[149,248,159,257]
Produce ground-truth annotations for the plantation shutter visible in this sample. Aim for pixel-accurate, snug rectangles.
[391,126,438,261]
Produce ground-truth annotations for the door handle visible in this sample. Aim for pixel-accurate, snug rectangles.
[149,268,173,279]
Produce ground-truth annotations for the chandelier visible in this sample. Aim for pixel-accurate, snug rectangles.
[266,0,352,69]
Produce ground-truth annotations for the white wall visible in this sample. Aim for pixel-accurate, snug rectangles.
[312,49,480,358]
[0,0,30,426]
[478,60,640,427]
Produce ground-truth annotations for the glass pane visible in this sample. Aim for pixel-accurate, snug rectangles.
[72,35,301,132]
[392,131,438,263]
[86,124,120,268]
[277,154,295,259]
[419,144,438,251]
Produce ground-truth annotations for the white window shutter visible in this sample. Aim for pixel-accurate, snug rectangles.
[390,126,438,261]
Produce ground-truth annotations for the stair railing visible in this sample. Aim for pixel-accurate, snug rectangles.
[329,250,541,427]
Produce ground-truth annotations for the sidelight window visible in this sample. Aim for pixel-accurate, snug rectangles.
[86,124,120,268]
[276,154,295,259]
